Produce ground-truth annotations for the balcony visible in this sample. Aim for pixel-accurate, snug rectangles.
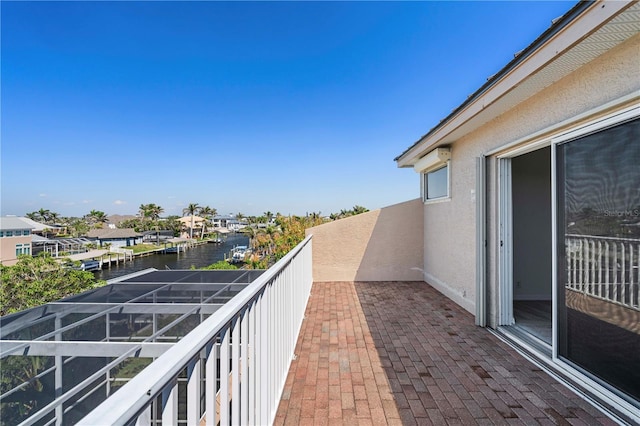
[1,199,633,424]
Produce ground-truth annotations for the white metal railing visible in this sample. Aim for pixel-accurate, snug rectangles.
[78,235,313,426]
[566,234,639,310]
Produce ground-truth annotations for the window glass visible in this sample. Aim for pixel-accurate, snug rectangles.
[425,164,448,200]
[557,117,640,402]
[6,231,14,237]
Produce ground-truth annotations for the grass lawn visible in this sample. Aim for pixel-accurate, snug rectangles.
[128,244,163,253]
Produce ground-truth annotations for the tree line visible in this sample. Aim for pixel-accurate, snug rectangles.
[24,204,370,238]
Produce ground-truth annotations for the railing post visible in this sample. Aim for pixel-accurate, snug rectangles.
[134,406,151,426]
[596,241,603,297]
[205,341,218,426]
[220,326,230,425]
[622,242,627,305]
[231,316,240,425]
[613,243,619,302]
[187,357,201,425]
[629,244,640,308]
[605,241,610,300]
[248,300,256,424]
[240,307,249,425]
[259,289,269,425]
[161,382,178,425]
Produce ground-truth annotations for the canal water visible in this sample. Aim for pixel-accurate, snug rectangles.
[94,234,250,281]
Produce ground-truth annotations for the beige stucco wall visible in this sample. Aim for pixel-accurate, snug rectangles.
[0,236,32,266]
[306,198,423,282]
[420,33,640,321]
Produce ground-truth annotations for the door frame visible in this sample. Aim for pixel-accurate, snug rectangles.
[496,140,552,327]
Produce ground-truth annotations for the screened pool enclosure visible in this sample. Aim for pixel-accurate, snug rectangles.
[1,236,313,425]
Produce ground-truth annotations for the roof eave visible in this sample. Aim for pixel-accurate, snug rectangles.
[394,0,632,168]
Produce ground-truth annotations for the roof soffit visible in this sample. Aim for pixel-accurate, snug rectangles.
[396,1,639,167]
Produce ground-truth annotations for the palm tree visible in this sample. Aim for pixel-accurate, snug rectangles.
[182,203,200,239]
[198,206,216,238]
[264,211,274,223]
[139,204,164,229]
[85,210,108,229]
[69,219,89,237]
[25,211,39,221]
[138,203,164,241]
[48,212,61,225]
[37,208,52,223]
[242,226,258,251]
[352,205,369,215]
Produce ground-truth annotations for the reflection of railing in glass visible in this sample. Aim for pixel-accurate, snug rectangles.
[566,234,639,311]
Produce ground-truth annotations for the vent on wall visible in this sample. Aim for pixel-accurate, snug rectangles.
[413,147,451,173]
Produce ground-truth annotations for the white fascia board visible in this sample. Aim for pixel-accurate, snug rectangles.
[396,0,631,168]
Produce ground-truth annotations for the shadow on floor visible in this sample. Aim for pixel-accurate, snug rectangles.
[353,281,613,425]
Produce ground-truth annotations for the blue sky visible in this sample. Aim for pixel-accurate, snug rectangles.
[1,1,575,218]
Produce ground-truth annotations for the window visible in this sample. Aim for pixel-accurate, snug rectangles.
[5,231,13,237]
[23,230,31,236]
[15,243,31,256]
[423,163,449,201]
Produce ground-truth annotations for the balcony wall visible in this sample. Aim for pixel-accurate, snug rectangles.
[306,198,423,282]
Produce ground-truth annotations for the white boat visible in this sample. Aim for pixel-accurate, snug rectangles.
[230,245,248,263]
[81,259,102,271]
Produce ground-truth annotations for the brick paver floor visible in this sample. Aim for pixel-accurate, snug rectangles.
[275,281,617,426]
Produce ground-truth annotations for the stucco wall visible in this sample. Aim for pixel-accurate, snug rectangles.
[0,236,31,266]
[306,198,423,282]
[420,33,640,322]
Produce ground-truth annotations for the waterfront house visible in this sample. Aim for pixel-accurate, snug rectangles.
[212,214,249,232]
[211,214,235,229]
[178,215,206,238]
[87,228,143,247]
[0,217,34,266]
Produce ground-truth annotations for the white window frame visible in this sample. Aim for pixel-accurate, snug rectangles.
[422,162,450,203]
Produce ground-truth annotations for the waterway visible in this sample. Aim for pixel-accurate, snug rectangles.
[94,234,250,281]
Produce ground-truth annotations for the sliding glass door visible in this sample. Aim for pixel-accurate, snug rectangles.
[556,117,640,403]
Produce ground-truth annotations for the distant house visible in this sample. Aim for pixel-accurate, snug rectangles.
[0,217,34,266]
[211,214,233,229]
[16,217,64,237]
[87,228,143,248]
[177,215,205,238]
[226,219,248,232]
[142,230,175,243]
[211,215,248,232]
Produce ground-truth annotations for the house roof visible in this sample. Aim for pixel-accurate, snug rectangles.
[87,228,142,239]
[0,216,61,232]
[17,217,62,231]
[177,216,205,224]
[395,1,640,167]
[0,217,36,231]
